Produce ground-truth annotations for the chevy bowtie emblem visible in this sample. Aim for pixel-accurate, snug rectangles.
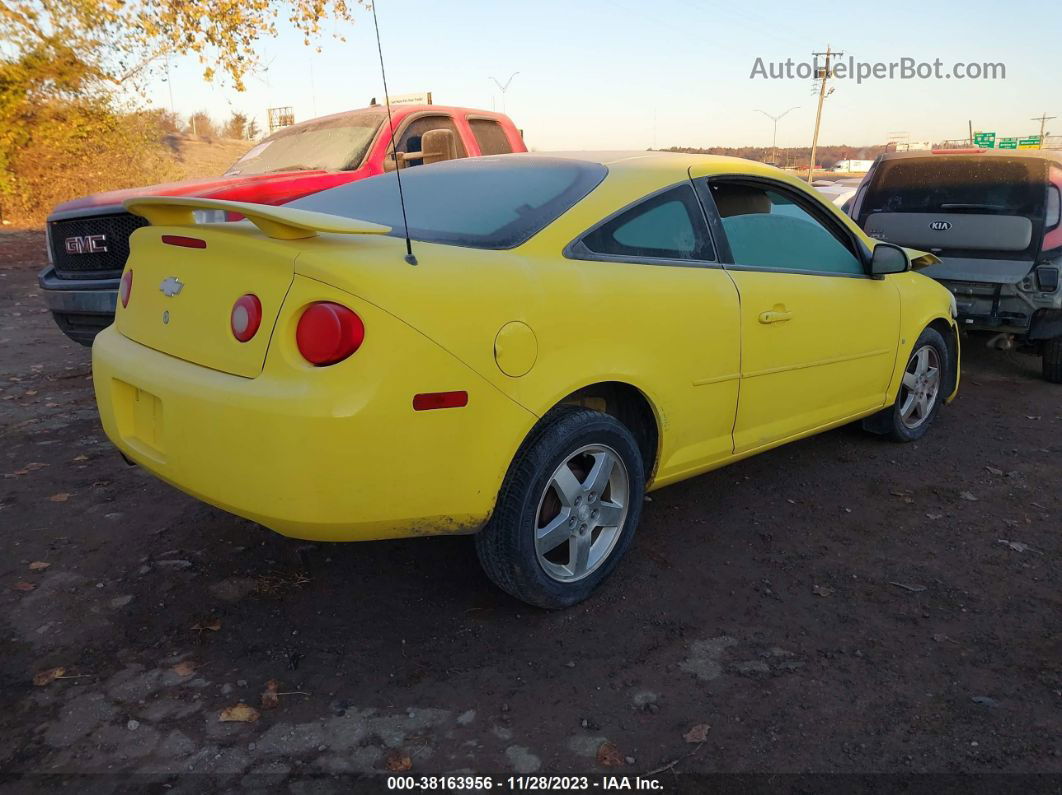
[159,277,184,297]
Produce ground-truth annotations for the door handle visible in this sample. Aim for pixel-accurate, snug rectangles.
[758,310,793,324]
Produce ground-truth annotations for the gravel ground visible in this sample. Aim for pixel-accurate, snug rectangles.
[1,230,1059,786]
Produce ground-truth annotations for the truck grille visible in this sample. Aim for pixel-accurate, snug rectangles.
[48,213,150,279]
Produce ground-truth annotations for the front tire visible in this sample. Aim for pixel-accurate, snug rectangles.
[865,326,950,442]
[475,407,645,609]
[1043,337,1062,383]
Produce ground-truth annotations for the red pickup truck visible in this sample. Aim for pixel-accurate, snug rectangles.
[40,104,526,344]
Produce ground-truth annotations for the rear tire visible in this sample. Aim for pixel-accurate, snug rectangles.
[475,407,645,609]
[864,326,950,443]
[1043,337,1062,383]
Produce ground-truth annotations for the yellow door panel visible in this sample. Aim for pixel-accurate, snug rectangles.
[729,270,900,452]
[525,258,741,483]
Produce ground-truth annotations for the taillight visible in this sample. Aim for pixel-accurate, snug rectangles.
[296,302,365,366]
[119,270,133,308]
[162,235,207,249]
[230,294,262,342]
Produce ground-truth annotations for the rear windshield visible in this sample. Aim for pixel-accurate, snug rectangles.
[862,156,1046,217]
[288,157,608,249]
[225,111,386,176]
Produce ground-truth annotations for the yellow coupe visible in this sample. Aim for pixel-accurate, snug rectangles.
[92,152,959,608]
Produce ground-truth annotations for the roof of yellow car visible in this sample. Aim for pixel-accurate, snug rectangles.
[509,150,788,176]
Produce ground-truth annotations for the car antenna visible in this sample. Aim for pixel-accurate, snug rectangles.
[370,1,417,266]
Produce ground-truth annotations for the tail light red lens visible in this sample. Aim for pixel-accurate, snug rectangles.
[230,294,262,342]
[119,270,133,308]
[296,302,365,365]
[161,235,207,249]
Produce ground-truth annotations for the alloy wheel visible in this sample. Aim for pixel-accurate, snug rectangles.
[534,444,630,582]
[899,344,941,429]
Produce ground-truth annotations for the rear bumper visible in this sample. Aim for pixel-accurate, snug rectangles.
[940,278,1059,336]
[91,314,536,542]
[38,266,117,346]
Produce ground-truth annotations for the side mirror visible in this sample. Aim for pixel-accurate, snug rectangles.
[869,242,910,278]
[417,129,457,165]
[387,128,457,171]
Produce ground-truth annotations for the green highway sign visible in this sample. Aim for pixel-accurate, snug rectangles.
[973,132,996,148]
[998,137,1018,149]
[1018,136,1042,150]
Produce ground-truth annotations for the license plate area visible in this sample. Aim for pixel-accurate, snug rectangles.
[112,379,165,461]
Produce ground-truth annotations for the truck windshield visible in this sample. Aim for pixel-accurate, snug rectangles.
[289,156,608,249]
[225,111,386,175]
[862,156,1045,217]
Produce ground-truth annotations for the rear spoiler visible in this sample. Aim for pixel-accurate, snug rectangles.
[124,197,391,241]
[903,247,941,269]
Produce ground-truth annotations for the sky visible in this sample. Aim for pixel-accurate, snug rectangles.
[147,0,1061,152]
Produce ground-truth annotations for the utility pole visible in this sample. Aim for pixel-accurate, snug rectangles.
[807,45,842,182]
[165,54,175,116]
[968,120,973,146]
[755,106,800,166]
[1032,112,1056,146]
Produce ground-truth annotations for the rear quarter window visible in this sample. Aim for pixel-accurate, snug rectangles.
[469,119,514,155]
[289,157,607,249]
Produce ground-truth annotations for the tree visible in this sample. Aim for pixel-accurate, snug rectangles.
[246,119,262,141]
[186,110,217,140]
[0,0,364,223]
[0,57,176,221]
[153,109,181,134]
[0,1,366,91]
[223,112,249,140]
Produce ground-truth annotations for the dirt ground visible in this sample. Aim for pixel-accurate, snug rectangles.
[1,229,1059,786]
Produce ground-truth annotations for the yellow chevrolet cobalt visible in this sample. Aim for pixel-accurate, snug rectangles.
[92,152,959,608]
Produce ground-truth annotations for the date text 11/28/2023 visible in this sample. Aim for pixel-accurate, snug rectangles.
[386,775,665,791]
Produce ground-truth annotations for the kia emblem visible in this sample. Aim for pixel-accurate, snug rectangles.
[929,221,952,231]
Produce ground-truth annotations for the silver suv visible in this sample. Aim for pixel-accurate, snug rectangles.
[851,149,1062,382]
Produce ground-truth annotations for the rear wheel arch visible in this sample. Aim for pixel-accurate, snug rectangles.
[546,381,661,483]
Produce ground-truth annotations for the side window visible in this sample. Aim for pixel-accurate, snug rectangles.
[579,184,714,262]
[710,181,864,275]
[397,115,467,166]
[469,119,513,155]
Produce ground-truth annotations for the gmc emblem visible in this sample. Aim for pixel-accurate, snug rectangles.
[64,234,108,254]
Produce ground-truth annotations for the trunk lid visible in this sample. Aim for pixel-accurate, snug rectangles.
[866,212,1034,283]
[859,155,1048,284]
[116,225,296,378]
[115,197,390,378]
